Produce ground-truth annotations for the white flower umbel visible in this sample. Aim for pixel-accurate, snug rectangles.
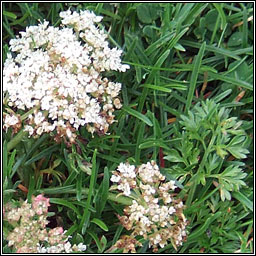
[111,162,136,196]
[3,9,129,144]
[111,161,188,252]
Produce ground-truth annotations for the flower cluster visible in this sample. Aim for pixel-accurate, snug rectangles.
[110,161,188,252]
[4,194,86,253]
[3,9,129,144]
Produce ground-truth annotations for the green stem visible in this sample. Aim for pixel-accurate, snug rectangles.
[20,105,40,121]
[198,132,217,174]
[107,192,133,206]
[7,129,28,152]
[186,132,217,206]
[37,187,133,206]
[6,106,40,152]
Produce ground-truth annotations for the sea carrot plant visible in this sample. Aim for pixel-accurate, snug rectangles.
[2,2,253,254]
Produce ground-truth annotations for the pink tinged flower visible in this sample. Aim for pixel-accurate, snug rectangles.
[16,246,30,253]
[49,226,64,237]
[32,194,50,214]
[55,226,64,235]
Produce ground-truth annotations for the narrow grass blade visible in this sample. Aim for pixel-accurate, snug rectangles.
[208,72,253,90]
[139,139,170,151]
[3,11,17,19]
[91,218,109,231]
[213,89,232,103]
[87,230,103,252]
[123,105,153,126]
[7,149,16,177]
[96,167,109,215]
[140,84,172,93]
[232,191,253,212]
[79,149,97,233]
[76,172,83,201]
[145,32,174,56]
[3,141,8,180]
[186,42,206,112]
[135,122,145,164]
[213,3,227,30]
[180,40,241,60]
[24,144,59,165]
[24,133,49,162]
[50,198,82,217]
[187,212,222,242]
[27,173,35,203]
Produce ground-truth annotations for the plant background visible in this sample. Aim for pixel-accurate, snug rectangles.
[2,2,253,254]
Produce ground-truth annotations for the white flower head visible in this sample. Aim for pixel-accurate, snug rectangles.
[112,161,187,252]
[3,9,129,143]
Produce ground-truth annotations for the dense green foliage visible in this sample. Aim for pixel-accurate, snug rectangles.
[3,2,253,253]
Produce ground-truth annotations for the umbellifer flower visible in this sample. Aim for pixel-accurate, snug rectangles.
[110,161,188,252]
[3,9,129,144]
[4,194,87,253]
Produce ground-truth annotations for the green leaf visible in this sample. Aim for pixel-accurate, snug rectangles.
[96,167,109,215]
[123,106,153,126]
[80,149,97,233]
[226,147,249,159]
[137,4,160,24]
[23,134,49,162]
[3,141,8,180]
[37,184,76,194]
[73,233,84,244]
[187,212,222,241]
[186,41,206,112]
[226,136,249,159]
[27,173,35,203]
[91,218,109,231]
[174,43,186,52]
[227,135,246,146]
[112,225,124,246]
[49,198,82,217]
[164,149,184,163]
[213,89,232,103]
[232,191,252,212]
[24,144,59,165]
[87,230,103,253]
[145,32,174,56]
[139,139,170,150]
[228,32,243,47]
[213,3,226,30]
[205,9,219,31]
[140,84,172,93]
[100,235,107,252]
[180,39,241,60]
[216,145,228,159]
[65,224,79,237]
[76,172,83,201]
[220,187,231,201]
[3,10,17,19]
[208,71,252,90]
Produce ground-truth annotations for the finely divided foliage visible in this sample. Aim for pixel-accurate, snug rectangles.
[2,2,253,254]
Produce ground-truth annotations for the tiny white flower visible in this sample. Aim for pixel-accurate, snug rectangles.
[176,202,183,208]
[77,243,87,251]
[110,175,121,183]
[168,206,176,214]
